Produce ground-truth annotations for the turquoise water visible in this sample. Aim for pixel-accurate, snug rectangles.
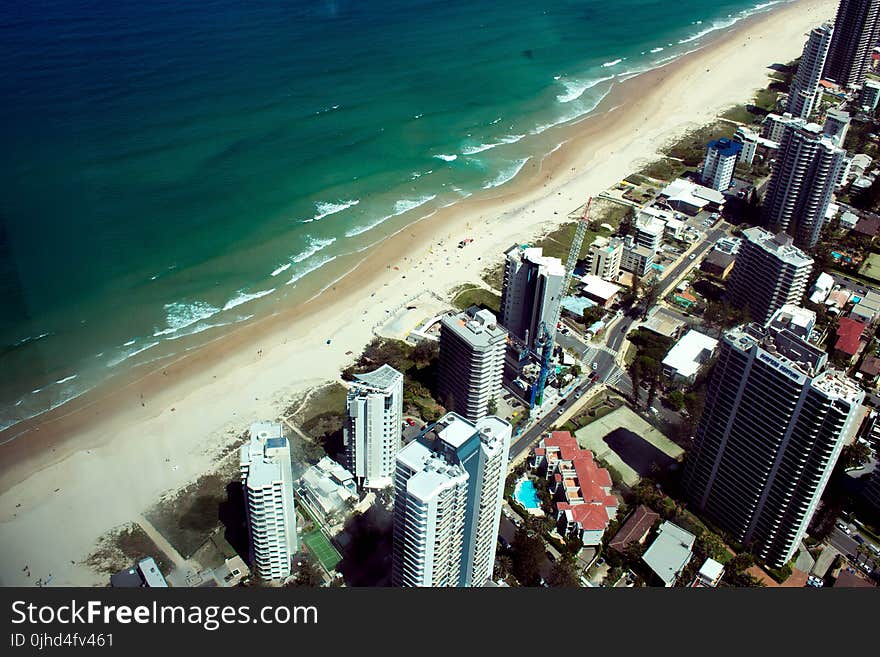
[514,478,541,509]
[0,0,790,432]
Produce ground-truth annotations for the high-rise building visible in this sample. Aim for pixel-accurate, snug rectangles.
[586,236,623,280]
[734,126,760,165]
[787,23,834,119]
[620,235,655,276]
[391,413,511,587]
[761,120,847,248]
[437,307,506,422]
[762,112,800,142]
[701,138,743,191]
[240,422,299,581]
[823,108,851,147]
[344,364,404,490]
[499,244,566,350]
[859,78,880,111]
[823,0,880,88]
[682,308,864,568]
[726,227,814,326]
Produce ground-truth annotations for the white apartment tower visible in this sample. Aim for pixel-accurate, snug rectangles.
[726,228,814,326]
[786,23,834,119]
[761,119,847,248]
[586,236,623,281]
[700,138,743,191]
[344,364,404,490]
[682,310,865,568]
[437,307,506,422]
[240,422,298,581]
[391,413,512,587]
[499,244,566,350]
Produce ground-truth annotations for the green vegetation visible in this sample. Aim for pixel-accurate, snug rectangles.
[302,530,342,571]
[451,284,501,314]
[638,158,689,182]
[752,88,779,112]
[86,523,172,576]
[664,121,731,167]
[720,104,755,124]
[481,261,505,290]
[145,459,241,559]
[343,337,445,422]
[626,328,673,409]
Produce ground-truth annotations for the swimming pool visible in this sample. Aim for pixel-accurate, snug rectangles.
[513,478,541,510]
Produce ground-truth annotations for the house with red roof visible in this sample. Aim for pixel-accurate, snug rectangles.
[834,317,867,363]
[533,431,619,546]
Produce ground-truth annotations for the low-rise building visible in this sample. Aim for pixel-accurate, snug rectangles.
[693,558,725,587]
[298,456,359,524]
[714,236,742,255]
[809,272,835,304]
[661,330,719,384]
[586,236,623,281]
[834,317,867,362]
[110,557,168,588]
[854,216,880,238]
[858,354,880,386]
[580,274,621,308]
[533,431,618,546]
[608,505,660,554]
[840,210,860,230]
[642,521,696,587]
[700,250,736,279]
[658,179,726,216]
[825,287,853,313]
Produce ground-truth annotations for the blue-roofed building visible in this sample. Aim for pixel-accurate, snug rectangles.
[701,138,742,191]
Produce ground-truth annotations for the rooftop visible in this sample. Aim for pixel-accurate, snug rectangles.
[662,330,719,379]
[707,137,743,158]
[609,505,661,552]
[834,317,866,356]
[642,521,696,586]
[660,178,726,207]
[354,363,403,392]
[581,274,622,300]
[441,306,507,348]
[741,227,813,268]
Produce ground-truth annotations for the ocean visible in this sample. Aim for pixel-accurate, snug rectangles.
[0,0,788,434]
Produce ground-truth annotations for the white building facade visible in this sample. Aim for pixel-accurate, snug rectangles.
[499,244,566,350]
[786,23,834,119]
[344,364,404,490]
[391,413,511,587]
[240,422,299,581]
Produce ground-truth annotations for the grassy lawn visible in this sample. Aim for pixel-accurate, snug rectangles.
[451,284,502,313]
[638,158,689,182]
[720,104,756,124]
[858,253,880,283]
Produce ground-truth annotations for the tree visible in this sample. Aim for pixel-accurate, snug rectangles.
[641,282,662,320]
[287,555,324,587]
[487,398,498,416]
[667,390,686,411]
[628,358,642,407]
[547,555,581,587]
[697,531,728,562]
[838,443,872,471]
[511,521,546,586]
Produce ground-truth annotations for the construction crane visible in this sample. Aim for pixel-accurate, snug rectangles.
[531,197,593,409]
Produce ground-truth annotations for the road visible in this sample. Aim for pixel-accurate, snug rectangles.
[507,231,722,463]
[828,526,879,575]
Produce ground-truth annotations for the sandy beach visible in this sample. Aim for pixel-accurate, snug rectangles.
[0,0,836,586]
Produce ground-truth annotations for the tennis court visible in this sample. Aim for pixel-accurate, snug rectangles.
[302,530,342,571]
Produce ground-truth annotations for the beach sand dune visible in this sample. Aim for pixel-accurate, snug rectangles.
[0,0,835,586]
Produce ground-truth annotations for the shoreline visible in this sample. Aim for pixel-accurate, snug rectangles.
[0,0,835,586]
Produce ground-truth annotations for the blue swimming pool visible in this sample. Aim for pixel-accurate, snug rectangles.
[513,478,541,509]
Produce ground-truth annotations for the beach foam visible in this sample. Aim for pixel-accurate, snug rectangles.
[222,288,276,312]
[304,199,360,223]
[482,158,530,189]
[556,75,614,103]
[153,301,221,338]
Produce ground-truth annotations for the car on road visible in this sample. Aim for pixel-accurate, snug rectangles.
[575,390,584,398]
[592,362,598,370]
[854,535,865,545]
[405,418,416,426]
[689,253,697,260]
[556,408,564,416]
